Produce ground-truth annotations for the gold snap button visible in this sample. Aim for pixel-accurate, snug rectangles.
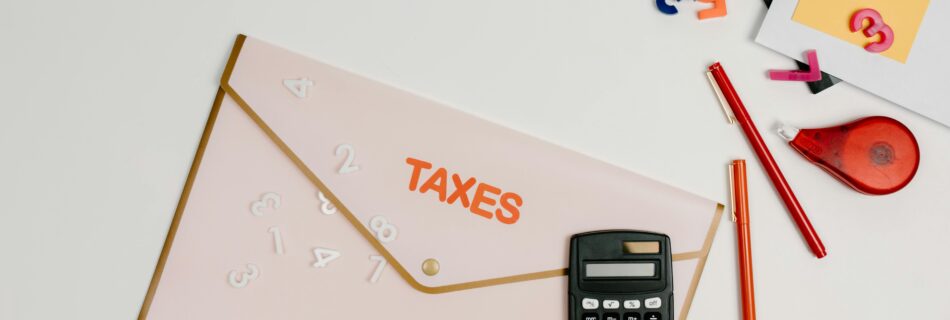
[422,258,440,276]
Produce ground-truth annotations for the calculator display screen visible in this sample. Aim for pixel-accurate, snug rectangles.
[584,262,655,278]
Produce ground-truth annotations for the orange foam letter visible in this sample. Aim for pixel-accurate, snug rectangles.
[470,182,500,219]
[419,167,448,202]
[447,174,476,208]
[496,192,523,225]
[406,157,432,191]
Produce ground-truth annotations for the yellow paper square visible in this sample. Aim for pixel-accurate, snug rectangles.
[792,0,929,63]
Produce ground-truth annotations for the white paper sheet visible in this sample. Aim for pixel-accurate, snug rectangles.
[755,0,950,127]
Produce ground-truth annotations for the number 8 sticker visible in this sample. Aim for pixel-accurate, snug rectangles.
[369,216,398,243]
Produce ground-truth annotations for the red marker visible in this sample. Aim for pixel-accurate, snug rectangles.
[706,62,827,259]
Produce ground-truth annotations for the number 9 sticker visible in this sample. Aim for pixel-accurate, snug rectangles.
[850,8,894,53]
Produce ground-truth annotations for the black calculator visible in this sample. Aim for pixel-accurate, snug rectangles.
[569,230,673,320]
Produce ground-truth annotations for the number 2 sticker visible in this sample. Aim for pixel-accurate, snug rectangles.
[335,144,360,174]
[850,8,894,53]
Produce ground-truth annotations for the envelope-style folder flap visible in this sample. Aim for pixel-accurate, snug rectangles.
[220,35,722,293]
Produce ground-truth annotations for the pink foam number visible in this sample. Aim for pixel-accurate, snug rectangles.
[850,8,895,53]
[769,50,822,82]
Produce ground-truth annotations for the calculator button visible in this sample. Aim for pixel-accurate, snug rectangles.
[644,297,662,309]
[582,298,600,310]
[603,300,620,309]
[623,312,641,320]
[582,313,599,320]
[623,300,641,309]
[604,313,621,320]
[645,312,661,320]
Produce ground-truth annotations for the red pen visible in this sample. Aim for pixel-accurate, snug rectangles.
[706,62,827,259]
[730,160,757,320]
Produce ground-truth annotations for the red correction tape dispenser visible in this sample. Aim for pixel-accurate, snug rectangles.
[777,116,919,195]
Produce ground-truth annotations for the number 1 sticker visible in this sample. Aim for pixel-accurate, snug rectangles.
[268,226,285,255]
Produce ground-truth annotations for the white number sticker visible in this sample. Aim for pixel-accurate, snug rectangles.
[268,226,285,255]
[317,192,337,215]
[369,255,388,283]
[227,264,260,288]
[250,192,281,217]
[335,144,360,174]
[283,78,314,98]
[312,248,341,268]
[369,216,398,243]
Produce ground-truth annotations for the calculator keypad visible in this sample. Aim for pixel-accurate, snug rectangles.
[582,298,600,309]
[623,313,641,320]
[623,300,641,309]
[578,297,665,320]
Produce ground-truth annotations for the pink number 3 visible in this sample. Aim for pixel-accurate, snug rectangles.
[850,8,894,53]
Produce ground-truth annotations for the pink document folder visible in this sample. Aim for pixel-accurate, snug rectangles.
[139,35,723,320]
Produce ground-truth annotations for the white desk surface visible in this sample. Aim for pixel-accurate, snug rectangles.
[1,1,948,319]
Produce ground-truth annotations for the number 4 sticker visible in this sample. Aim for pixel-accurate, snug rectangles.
[312,248,341,268]
[283,78,314,98]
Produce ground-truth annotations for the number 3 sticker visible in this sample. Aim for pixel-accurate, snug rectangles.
[228,264,260,288]
[850,8,894,53]
[250,192,281,217]
[317,192,337,215]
